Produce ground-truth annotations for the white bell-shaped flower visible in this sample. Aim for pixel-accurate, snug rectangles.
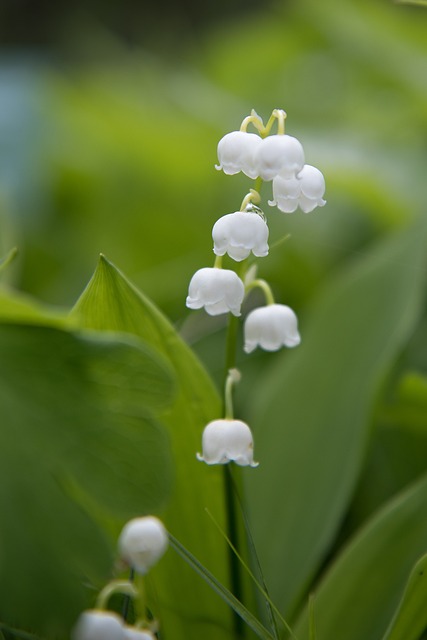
[118,516,168,575]
[270,164,326,214]
[186,267,245,316]
[72,611,125,640]
[124,628,156,640]
[255,134,305,181]
[197,419,258,467]
[216,131,262,179]
[244,304,301,353]
[212,211,269,262]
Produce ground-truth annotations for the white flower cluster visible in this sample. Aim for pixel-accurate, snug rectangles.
[216,129,326,214]
[72,517,167,640]
[186,109,324,468]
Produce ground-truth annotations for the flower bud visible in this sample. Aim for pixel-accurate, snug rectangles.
[255,134,305,181]
[212,211,269,262]
[216,131,262,178]
[118,516,168,575]
[197,419,258,467]
[270,164,326,214]
[186,267,245,316]
[72,611,125,640]
[244,304,301,353]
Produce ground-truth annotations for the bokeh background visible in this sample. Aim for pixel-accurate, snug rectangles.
[1,0,427,638]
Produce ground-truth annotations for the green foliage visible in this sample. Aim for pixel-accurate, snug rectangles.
[1,0,427,637]
[71,256,236,640]
[382,553,427,640]
[0,316,174,636]
[294,475,427,640]
[169,533,274,640]
[245,218,427,619]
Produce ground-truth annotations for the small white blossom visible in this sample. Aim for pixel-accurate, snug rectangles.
[270,164,326,214]
[118,516,168,575]
[212,211,269,262]
[216,131,262,178]
[255,134,305,181]
[124,628,156,640]
[72,611,125,640]
[197,419,258,467]
[244,304,301,353]
[186,267,245,316]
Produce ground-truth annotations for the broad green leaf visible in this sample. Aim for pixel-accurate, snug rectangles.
[0,323,173,637]
[245,218,427,618]
[343,370,427,535]
[382,553,427,640]
[294,474,427,640]
[0,286,69,327]
[71,256,236,640]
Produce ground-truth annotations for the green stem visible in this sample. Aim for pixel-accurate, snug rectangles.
[224,465,245,639]
[214,254,223,269]
[96,580,138,611]
[223,314,245,638]
[224,369,241,420]
[225,313,239,376]
[122,569,135,621]
[245,279,275,306]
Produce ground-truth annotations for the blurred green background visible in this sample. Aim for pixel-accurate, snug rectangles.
[1,0,427,637]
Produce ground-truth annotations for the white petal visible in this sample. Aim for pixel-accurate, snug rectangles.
[298,194,326,213]
[186,268,245,316]
[72,611,125,640]
[297,164,326,198]
[244,304,301,353]
[216,131,262,177]
[256,135,305,181]
[197,419,258,467]
[274,197,299,214]
[212,212,269,262]
[272,173,301,199]
[118,516,168,575]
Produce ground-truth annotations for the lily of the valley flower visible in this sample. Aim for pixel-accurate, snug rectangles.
[186,267,245,316]
[270,164,326,213]
[244,304,301,353]
[215,131,262,179]
[197,419,258,467]
[118,516,168,575]
[72,611,125,640]
[255,134,305,181]
[212,211,269,262]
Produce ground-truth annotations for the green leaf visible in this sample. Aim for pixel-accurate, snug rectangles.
[294,474,427,640]
[382,553,427,640]
[343,370,427,535]
[71,256,236,640]
[245,219,427,618]
[0,323,174,637]
[0,287,69,327]
[168,534,275,640]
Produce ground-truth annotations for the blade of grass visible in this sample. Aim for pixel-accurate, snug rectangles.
[204,509,298,640]
[168,533,275,640]
[227,476,280,640]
